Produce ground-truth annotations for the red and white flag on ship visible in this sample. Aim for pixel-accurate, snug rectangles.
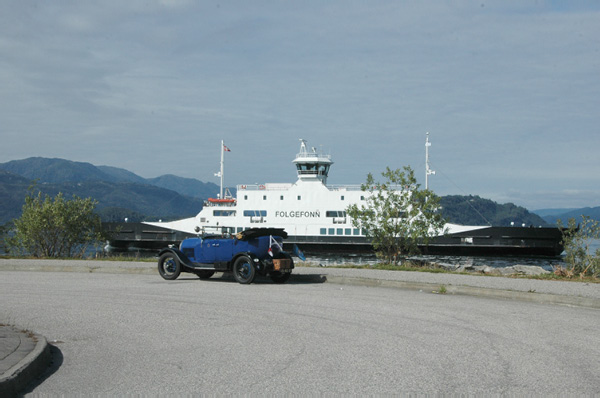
[223,144,231,152]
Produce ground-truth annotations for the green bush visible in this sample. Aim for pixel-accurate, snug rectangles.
[6,190,104,258]
[557,216,600,278]
[347,166,445,265]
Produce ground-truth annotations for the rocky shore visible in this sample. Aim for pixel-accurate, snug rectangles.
[439,263,551,276]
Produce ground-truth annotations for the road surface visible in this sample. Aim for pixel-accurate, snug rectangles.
[1,271,598,395]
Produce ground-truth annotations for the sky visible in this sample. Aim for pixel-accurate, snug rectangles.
[1,0,599,210]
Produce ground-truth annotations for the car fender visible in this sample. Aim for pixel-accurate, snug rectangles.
[158,247,197,271]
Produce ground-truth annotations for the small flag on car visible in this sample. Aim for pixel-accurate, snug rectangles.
[268,235,283,257]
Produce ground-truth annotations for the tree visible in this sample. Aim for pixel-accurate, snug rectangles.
[557,216,600,278]
[7,190,104,258]
[347,166,446,264]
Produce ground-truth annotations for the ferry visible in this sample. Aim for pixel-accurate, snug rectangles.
[105,138,564,256]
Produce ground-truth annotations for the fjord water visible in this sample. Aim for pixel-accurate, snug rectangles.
[303,239,600,270]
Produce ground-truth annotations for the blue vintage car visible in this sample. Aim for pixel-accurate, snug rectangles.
[157,228,293,284]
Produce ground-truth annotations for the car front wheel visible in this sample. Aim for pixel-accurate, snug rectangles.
[158,252,181,280]
[232,255,256,284]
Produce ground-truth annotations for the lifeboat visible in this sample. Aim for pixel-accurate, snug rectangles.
[207,198,236,204]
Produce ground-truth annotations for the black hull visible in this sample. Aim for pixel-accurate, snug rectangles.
[103,223,564,257]
[103,222,196,251]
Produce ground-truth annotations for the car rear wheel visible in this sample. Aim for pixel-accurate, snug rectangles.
[232,255,256,284]
[158,252,181,280]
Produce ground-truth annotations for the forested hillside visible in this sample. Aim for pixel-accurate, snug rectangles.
[0,157,219,199]
[439,195,548,226]
[0,171,206,224]
[0,158,219,224]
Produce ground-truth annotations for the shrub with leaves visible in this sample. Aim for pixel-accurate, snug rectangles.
[7,190,104,258]
[557,216,600,278]
[347,166,446,265]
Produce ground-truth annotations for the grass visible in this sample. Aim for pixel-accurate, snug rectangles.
[516,272,599,283]
[298,260,600,283]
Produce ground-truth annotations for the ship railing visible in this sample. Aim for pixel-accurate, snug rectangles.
[295,152,331,160]
[203,200,237,207]
[237,184,292,191]
[297,170,328,176]
[236,183,364,191]
[327,184,363,191]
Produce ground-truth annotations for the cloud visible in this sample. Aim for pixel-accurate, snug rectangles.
[0,1,599,210]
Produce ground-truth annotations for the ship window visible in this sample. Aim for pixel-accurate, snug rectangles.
[244,195,248,200]
[263,195,267,200]
[341,196,344,201]
[328,228,334,235]
[345,228,351,235]
[297,164,317,175]
[336,228,343,235]
[243,210,267,217]
[360,196,365,200]
[297,195,301,200]
[280,195,284,200]
[326,211,346,217]
[200,218,206,222]
[353,228,360,235]
[237,227,243,233]
[320,228,326,235]
[213,210,236,217]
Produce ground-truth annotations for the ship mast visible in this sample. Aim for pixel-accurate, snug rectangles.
[215,140,227,199]
[425,132,435,190]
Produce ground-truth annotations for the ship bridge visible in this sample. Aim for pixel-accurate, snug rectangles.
[293,139,333,185]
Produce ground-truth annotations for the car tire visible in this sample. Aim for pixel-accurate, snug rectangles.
[232,255,256,284]
[158,252,181,280]
[195,270,215,280]
[270,271,291,284]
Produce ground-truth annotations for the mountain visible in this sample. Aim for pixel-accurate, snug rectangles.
[0,157,219,198]
[96,165,148,184]
[0,157,219,224]
[532,207,600,224]
[147,174,218,199]
[439,195,548,227]
[531,208,577,218]
[0,171,206,224]
[1,157,118,183]
[0,157,581,228]
[0,170,33,225]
